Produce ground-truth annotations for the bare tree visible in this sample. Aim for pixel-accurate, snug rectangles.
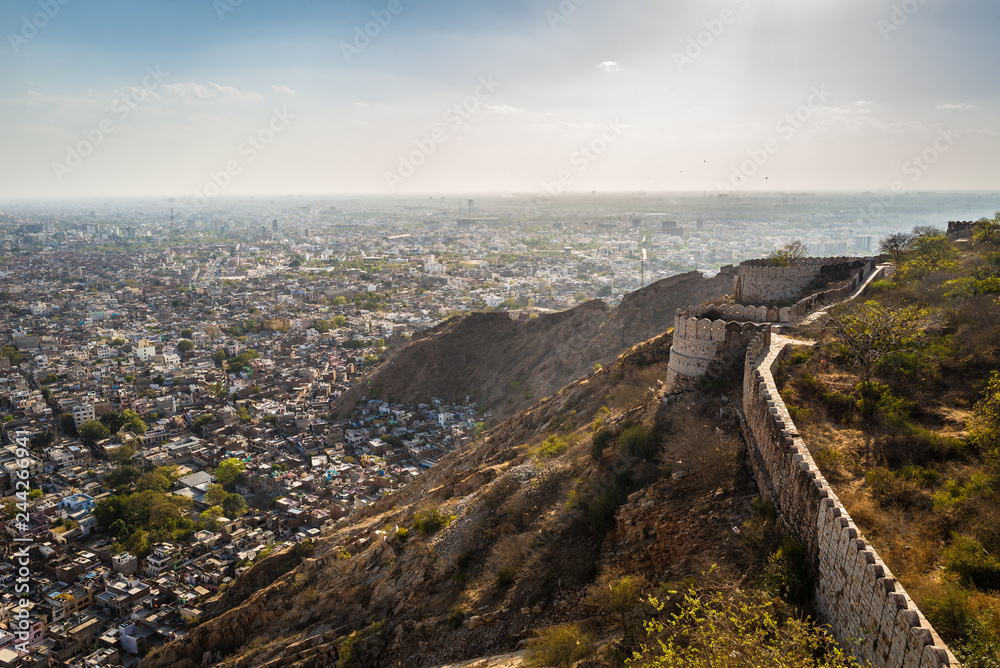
[878,232,914,264]
[826,300,927,387]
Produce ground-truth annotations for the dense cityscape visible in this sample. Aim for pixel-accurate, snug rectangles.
[0,192,997,665]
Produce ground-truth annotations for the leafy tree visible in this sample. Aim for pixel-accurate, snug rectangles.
[312,319,331,334]
[121,410,147,435]
[333,296,347,306]
[879,232,914,264]
[969,370,1000,465]
[974,212,1000,244]
[903,235,960,278]
[193,413,216,430]
[213,349,227,367]
[40,373,59,385]
[1,345,21,366]
[223,493,248,517]
[205,483,228,506]
[237,405,251,424]
[769,240,808,266]
[177,339,195,353]
[28,488,43,500]
[826,301,927,386]
[214,457,245,486]
[29,430,55,449]
[101,464,142,490]
[136,466,179,493]
[332,315,347,328]
[110,443,136,464]
[200,506,225,530]
[181,328,194,339]
[79,420,111,444]
[913,225,945,238]
[100,411,126,433]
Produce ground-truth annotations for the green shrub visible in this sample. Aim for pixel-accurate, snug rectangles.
[495,565,516,589]
[525,624,595,668]
[394,526,409,542]
[617,424,657,459]
[591,428,611,460]
[413,508,453,536]
[924,581,974,641]
[448,609,465,629]
[588,472,630,541]
[899,464,941,487]
[943,536,1000,591]
[760,537,810,605]
[865,467,930,509]
[537,434,570,459]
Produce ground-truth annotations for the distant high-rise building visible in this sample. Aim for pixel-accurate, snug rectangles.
[272,219,279,231]
[854,235,873,252]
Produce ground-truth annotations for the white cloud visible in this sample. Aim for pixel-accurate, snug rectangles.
[596,61,620,73]
[272,85,294,95]
[935,103,977,110]
[480,103,525,115]
[159,81,262,103]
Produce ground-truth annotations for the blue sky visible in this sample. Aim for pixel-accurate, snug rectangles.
[1,0,998,198]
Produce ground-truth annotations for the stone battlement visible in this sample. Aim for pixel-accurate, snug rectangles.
[735,256,873,305]
[742,330,957,667]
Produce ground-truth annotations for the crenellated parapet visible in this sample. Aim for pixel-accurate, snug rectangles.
[735,256,873,305]
[664,309,764,392]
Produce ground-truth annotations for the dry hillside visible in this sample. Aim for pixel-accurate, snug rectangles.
[333,268,735,422]
[141,330,765,668]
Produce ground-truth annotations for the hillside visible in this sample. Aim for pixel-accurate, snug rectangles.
[141,330,771,668]
[333,268,735,421]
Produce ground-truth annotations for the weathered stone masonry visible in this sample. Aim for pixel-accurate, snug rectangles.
[742,329,958,667]
[663,255,958,666]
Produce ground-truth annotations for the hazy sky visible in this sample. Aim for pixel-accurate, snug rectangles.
[1,0,998,199]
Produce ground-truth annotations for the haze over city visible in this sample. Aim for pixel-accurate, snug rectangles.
[2,0,999,198]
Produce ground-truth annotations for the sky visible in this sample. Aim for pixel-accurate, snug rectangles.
[1,0,998,199]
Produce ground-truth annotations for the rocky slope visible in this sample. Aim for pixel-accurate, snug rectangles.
[333,268,735,422]
[141,329,760,668]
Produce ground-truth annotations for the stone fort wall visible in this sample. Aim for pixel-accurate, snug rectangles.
[665,258,879,393]
[663,310,762,392]
[742,329,958,667]
[735,256,871,305]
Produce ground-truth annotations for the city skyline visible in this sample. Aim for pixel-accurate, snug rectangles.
[2,0,999,198]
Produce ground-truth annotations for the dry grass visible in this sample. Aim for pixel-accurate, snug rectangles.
[659,412,739,492]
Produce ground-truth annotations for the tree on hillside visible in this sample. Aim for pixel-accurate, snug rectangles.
[879,232,914,264]
[974,212,1000,244]
[904,235,960,278]
[826,300,928,386]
